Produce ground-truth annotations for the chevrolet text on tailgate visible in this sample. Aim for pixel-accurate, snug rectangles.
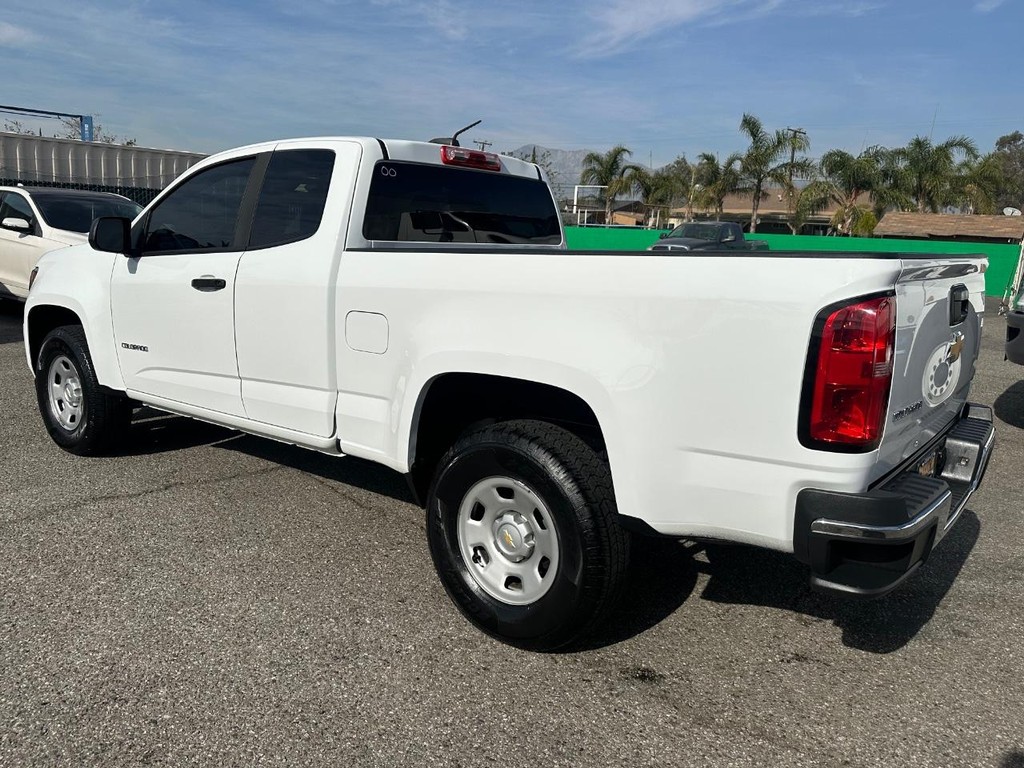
[24,136,996,650]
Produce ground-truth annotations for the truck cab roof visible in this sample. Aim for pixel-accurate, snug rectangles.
[193,137,544,181]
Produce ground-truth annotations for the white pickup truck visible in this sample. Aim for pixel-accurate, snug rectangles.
[24,137,995,650]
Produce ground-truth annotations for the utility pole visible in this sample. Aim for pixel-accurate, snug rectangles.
[472,139,492,151]
[785,127,807,233]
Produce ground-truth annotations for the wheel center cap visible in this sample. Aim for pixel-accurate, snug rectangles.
[64,381,82,407]
[498,524,523,553]
[493,514,535,562]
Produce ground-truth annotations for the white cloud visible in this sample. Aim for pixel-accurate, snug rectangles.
[801,1,883,17]
[574,0,888,55]
[365,0,469,39]
[974,0,1005,10]
[578,0,794,53]
[0,22,40,46]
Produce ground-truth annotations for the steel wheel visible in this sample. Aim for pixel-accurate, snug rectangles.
[427,420,630,650]
[47,354,86,432]
[456,476,560,606]
[34,325,131,455]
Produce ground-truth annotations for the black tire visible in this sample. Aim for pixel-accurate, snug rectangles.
[426,419,629,651]
[34,325,130,456]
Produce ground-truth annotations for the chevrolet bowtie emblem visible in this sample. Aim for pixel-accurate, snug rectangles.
[503,530,515,548]
[946,331,965,364]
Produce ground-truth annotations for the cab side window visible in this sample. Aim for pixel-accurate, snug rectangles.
[247,149,335,249]
[142,157,255,254]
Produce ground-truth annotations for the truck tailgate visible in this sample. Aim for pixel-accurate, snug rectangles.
[872,257,987,484]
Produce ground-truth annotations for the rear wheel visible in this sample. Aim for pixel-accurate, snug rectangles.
[35,325,130,455]
[426,420,629,651]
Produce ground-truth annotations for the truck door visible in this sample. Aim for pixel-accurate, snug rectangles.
[110,156,258,416]
[234,142,360,436]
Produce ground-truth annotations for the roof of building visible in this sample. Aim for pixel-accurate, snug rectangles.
[874,212,1024,242]
[669,187,872,220]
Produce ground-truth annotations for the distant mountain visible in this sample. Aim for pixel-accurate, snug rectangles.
[505,145,592,195]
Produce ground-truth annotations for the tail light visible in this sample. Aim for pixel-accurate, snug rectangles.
[802,294,895,451]
[440,145,502,172]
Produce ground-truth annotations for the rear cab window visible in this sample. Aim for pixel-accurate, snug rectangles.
[248,149,335,249]
[362,161,561,245]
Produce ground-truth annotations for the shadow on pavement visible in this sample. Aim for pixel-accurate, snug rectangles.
[117,413,981,653]
[581,536,700,650]
[122,411,415,504]
[697,510,981,654]
[0,300,24,344]
[1003,751,1024,768]
[120,409,241,455]
[222,433,416,505]
[994,380,1024,429]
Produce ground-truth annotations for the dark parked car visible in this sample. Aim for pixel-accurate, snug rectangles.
[648,221,768,251]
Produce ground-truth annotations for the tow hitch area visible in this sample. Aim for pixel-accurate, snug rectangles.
[793,403,995,597]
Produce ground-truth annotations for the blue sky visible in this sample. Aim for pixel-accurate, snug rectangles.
[1,0,1020,167]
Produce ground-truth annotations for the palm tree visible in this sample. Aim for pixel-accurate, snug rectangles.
[888,135,979,212]
[953,153,1004,214]
[630,167,662,227]
[870,145,914,218]
[692,152,742,220]
[800,148,887,235]
[580,145,645,224]
[634,158,689,227]
[736,114,812,232]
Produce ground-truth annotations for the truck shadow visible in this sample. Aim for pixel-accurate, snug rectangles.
[122,411,416,504]
[994,380,1024,429]
[119,409,242,455]
[583,512,979,653]
[580,537,701,650]
[0,300,24,344]
[222,433,416,504]
[695,510,981,654]
[120,414,980,653]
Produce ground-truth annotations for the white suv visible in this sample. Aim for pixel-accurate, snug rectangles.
[0,186,142,300]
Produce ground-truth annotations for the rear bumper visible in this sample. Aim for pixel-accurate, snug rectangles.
[793,403,995,597]
[1006,310,1024,365]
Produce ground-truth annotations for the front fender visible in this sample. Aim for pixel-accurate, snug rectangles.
[24,245,123,391]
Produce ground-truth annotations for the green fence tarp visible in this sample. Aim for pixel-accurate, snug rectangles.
[564,227,1021,296]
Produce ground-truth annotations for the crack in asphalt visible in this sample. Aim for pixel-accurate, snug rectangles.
[307,475,379,513]
[2,465,289,528]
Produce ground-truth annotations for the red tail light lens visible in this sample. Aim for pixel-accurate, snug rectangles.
[807,295,895,450]
[440,145,502,172]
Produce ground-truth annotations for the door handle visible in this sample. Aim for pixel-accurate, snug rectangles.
[191,277,226,292]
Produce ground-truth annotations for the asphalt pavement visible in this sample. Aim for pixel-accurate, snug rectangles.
[1,297,1022,767]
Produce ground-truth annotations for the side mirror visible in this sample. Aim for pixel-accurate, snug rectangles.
[1,216,31,232]
[721,233,736,243]
[659,232,668,239]
[89,216,133,255]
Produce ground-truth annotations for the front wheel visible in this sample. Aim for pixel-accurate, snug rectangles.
[34,325,130,455]
[426,420,629,651]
